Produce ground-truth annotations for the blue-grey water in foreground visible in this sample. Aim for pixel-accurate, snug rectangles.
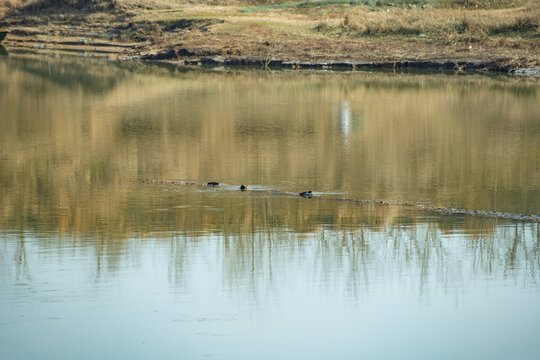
[0,53,539,360]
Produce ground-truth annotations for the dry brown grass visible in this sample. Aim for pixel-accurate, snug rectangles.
[316,2,540,43]
[10,0,274,14]
[0,0,23,17]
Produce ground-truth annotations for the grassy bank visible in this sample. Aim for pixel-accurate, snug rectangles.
[316,2,539,41]
[1,0,539,69]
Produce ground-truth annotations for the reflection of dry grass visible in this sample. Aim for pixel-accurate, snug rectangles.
[1,55,539,238]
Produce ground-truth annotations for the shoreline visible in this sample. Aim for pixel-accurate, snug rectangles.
[152,56,539,75]
[3,44,540,76]
[1,1,539,76]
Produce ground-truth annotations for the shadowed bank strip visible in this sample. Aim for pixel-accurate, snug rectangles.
[238,0,435,13]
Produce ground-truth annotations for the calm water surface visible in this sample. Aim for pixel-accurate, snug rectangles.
[1,54,540,359]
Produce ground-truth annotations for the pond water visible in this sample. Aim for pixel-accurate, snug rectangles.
[1,53,539,360]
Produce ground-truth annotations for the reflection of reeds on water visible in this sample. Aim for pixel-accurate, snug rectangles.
[12,223,535,306]
[1,54,539,239]
[7,188,540,279]
[4,184,538,301]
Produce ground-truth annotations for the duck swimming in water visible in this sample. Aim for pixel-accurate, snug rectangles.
[207,182,219,187]
[240,184,247,191]
[300,191,313,198]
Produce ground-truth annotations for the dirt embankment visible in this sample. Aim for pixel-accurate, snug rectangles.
[1,0,539,74]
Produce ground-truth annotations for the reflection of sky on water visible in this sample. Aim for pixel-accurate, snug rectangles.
[1,221,539,359]
[339,101,352,143]
[334,100,363,145]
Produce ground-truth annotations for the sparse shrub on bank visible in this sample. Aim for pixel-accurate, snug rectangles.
[18,0,117,13]
[436,0,524,9]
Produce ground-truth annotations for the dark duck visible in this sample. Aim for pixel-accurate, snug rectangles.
[300,191,313,198]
